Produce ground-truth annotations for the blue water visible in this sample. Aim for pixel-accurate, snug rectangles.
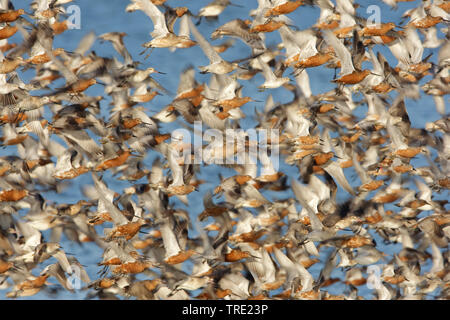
[0,0,447,299]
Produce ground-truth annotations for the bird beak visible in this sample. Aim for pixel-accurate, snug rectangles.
[237,65,249,71]
[229,2,243,8]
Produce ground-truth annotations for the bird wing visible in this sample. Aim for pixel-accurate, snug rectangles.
[92,173,129,225]
[75,31,96,56]
[134,0,169,38]
[322,29,354,76]
[188,17,223,64]
[167,146,185,186]
[177,14,190,38]
[322,161,356,196]
[292,179,324,231]
[386,115,408,151]
[160,218,182,258]
[257,56,277,82]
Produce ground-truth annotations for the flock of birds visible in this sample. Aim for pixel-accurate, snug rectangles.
[0,0,449,300]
